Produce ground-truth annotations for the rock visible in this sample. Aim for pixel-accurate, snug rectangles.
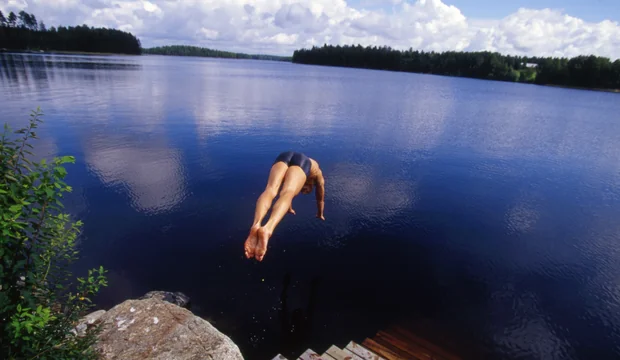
[73,309,107,336]
[84,309,107,324]
[140,290,191,309]
[72,322,87,337]
[93,297,243,360]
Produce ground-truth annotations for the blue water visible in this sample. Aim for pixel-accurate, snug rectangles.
[2,53,620,359]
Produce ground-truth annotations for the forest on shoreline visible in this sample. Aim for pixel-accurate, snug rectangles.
[143,45,291,61]
[0,10,141,55]
[292,45,620,91]
[1,8,618,91]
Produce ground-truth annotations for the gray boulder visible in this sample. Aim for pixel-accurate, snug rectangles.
[73,309,107,336]
[92,297,244,360]
[139,290,191,309]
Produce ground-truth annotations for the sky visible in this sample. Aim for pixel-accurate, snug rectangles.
[2,0,619,59]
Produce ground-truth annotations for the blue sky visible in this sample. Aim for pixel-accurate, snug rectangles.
[444,0,619,22]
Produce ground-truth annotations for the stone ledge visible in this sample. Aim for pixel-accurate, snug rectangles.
[83,292,243,360]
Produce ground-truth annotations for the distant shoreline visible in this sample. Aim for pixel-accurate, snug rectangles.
[1,48,290,61]
[141,45,292,62]
[3,49,618,94]
[292,45,620,94]
[143,52,292,62]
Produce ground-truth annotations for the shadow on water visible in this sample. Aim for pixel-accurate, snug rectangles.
[277,272,319,356]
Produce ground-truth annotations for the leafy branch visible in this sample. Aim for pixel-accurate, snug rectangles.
[1,109,108,359]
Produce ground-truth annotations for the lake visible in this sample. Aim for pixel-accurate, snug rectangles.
[2,53,620,360]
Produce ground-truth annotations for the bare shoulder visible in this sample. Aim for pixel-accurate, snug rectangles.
[309,158,324,182]
[309,158,319,170]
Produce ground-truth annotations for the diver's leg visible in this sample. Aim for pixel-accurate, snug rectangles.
[255,166,306,261]
[244,161,288,259]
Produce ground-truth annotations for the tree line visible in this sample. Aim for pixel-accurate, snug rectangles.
[293,45,620,91]
[0,10,142,55]
[143,45,291,62]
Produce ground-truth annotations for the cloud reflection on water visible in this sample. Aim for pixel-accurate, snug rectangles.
[85,138,187,214]
[3,54,620,359]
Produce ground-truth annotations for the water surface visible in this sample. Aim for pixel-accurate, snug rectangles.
[2,53,620,359]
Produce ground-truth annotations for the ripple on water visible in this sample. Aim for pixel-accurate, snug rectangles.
[490,288,574,359]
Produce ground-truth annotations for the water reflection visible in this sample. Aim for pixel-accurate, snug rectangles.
[328,162,415,221]
[505,195,540,234]
[188,60,341,138]
[0,53,141,71]
[1,55,33,92]
[1,53,620,359]
[490,286,574,359]
[0,54,141,91]
[278,273,319,355]
[84,134,187,214]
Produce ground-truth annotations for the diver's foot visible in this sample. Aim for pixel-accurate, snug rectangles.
[244,225,260,259]
[255,227,272,262]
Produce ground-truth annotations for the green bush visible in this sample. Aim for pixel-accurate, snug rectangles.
[1,108,108,359]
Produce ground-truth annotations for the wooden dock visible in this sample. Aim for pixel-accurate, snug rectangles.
[272,325,462,360]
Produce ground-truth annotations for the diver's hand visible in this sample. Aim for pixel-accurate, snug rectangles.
[316,213,325,221]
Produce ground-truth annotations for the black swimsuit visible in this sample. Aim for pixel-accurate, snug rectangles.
[274,151,312,177]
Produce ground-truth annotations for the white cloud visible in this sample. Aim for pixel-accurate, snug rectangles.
[468,8,620,59]
[1,0,619,59]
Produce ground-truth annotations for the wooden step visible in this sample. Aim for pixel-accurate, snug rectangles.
[325,345,363,360]
[345,341,385,360]
[344,348,367,360]
[375,331,434,360]
[361,338,404,360]
[298,348,333,360]
[387,326,461,360]
[371,335,428,360]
